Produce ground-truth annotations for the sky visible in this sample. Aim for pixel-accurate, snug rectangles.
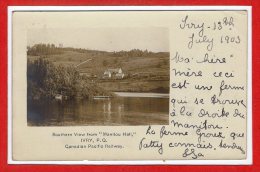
[27,27,169,52]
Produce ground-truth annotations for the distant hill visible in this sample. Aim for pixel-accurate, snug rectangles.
[27,44,170,78]
[27,44,170,93]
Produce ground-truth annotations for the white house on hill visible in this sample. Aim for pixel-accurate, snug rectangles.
[103,68,125,79]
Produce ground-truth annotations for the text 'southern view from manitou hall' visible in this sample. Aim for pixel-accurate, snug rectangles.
[27,27,170,126]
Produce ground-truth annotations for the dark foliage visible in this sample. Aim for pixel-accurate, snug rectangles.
[27,44,63,56]
[27,58,112,100]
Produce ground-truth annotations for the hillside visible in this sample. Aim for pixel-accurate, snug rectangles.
[27,45,170,93]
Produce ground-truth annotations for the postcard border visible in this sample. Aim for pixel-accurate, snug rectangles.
[7,5,252,165]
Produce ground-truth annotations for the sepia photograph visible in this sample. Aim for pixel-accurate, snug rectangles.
[27,27,170,126]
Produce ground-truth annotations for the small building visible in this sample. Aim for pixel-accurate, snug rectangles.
[115,72,125,79]
[55,94,63,100]
[103,68,125,79]
[103,70,112,78]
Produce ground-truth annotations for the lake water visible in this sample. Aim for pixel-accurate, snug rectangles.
[28,92,169,126]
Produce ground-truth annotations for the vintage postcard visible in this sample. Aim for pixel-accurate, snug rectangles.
[9,6,252,164]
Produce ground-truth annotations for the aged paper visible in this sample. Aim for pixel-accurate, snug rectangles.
[11,10,249,162]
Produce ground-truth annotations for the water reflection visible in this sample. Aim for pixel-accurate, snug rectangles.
[28,95,169,126]
[103,100,112,124]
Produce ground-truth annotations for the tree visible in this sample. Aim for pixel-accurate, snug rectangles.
[27,58,112,100]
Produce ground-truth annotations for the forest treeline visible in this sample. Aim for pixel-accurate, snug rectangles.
[110,49,169,58]
[27,43,169,57]
[27,44,63,56]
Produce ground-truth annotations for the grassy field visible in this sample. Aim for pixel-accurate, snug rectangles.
[28,48,169,93]
[98,80,169,93]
